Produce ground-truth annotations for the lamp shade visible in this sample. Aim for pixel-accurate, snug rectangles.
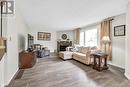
[102,36,111,43]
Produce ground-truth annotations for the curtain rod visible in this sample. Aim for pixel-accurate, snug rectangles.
[1,1,3,37]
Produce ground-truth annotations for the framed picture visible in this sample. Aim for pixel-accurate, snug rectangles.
[38,32,51,41]
[114,25,125,36]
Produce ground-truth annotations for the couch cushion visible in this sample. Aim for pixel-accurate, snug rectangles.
[81,47,90,54]
[90,46,101,54]
[90,46,98,50]
[73,52,86,59]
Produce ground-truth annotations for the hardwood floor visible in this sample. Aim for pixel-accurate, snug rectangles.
[10,56,130,87]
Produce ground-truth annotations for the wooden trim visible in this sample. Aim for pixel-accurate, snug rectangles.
[15,69,24,79]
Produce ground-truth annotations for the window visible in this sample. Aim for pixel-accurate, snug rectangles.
[80,28,98,47]
[80,32,85,46]
[85,29,98,46]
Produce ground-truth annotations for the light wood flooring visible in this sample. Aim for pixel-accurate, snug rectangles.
[10,55,130,87]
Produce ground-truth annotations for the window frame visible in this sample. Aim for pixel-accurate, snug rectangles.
[80,25,100,47]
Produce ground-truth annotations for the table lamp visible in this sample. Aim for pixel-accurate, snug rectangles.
[102,36,111,53]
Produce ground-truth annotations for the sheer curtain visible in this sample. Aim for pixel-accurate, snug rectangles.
[80,28,98,47]
[75,28,80,44]
[85,29,98,47]
[80,31,85,46]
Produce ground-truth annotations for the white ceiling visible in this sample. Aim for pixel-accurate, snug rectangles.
[17,0,130,31]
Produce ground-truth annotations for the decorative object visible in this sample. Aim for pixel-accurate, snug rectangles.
[73,44,80,52]
[102,36,111,53]
[38,32,51,41]
[66,46,73,51]
[61,34,67,40]
[67,39,70,41]
[114,25,125,36]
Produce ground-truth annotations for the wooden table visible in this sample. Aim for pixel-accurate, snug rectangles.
[91,53,108,71]
[19,51,37,69]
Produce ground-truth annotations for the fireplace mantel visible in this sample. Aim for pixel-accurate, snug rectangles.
[57,41,72,52]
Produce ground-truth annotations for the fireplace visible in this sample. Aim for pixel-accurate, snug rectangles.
[57,41,72,52]
[60,46,67,51]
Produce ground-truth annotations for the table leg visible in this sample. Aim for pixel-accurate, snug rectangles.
[103,56,108,70]
[98,57,101,71]
[93,57,96,69]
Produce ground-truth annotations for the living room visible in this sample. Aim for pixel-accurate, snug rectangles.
[0,0,130,87]
[29,14,126,68]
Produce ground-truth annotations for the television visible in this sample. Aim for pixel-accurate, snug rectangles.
[28,34,34,49]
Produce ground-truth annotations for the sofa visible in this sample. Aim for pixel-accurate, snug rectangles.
[73,46,98,65]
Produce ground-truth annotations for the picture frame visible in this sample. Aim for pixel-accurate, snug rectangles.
[38,32,51,41]
[114,25,125,36]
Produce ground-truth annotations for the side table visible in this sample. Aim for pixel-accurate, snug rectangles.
[91,53,108,71]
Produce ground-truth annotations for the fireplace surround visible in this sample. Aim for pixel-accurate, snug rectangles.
[57,41,72,52]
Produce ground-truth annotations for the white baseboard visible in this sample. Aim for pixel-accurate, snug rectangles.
[125,73,130,80]
[108,62,125,69]
[4,68,19,87]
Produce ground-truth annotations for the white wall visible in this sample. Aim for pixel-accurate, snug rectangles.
[110,14,126,68]
[17,10,29,52]
[31,30,57,52]
[57,30,74,45]
[125,2,130,80]
[3,2,30,86]
[0,8,8,87]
